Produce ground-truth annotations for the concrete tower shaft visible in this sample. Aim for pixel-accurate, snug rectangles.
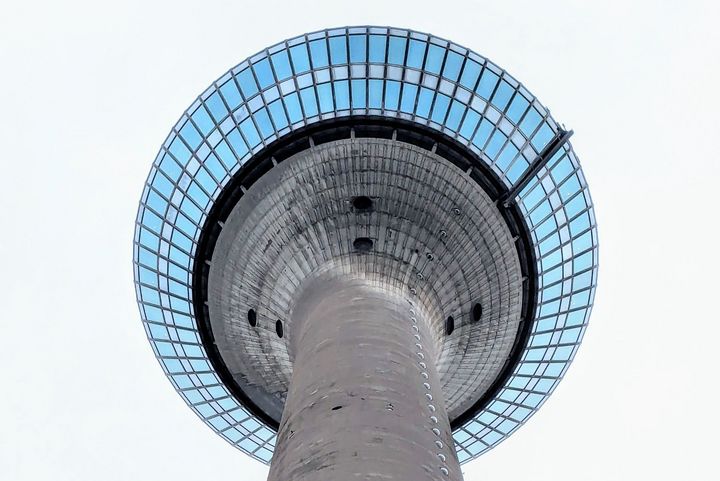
[267,274,461,481]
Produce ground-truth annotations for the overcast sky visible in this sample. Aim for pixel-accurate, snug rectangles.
[1,1,718,479]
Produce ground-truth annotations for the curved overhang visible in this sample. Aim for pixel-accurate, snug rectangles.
[132,26,598,465]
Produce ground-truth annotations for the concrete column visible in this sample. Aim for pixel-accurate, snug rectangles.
[266,275,463,481]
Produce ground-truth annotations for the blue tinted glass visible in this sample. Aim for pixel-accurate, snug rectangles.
[384,80,400,110]
[443,51,463,81]
[351,79,366,109]
[152,172,173,198]
[531,122,554,150]
[179,121,201,150]
[507,94,529,123]
[329,36,347,64]
[142,210,162,233]
[236,69,259,98]
[139,227,160,250]
[406,39,426,68]
[564,310,585,327]
[570,212,590,235]
[430,93,450,123]
[476,69,499,100]
[559,175,581,201]
[415,87,434,118]
[400,83,418,113]
[191,106,214,135]
[491,80,514,111]
[459,109,480,139]
[219,80,242,110]
[424,44,444,74]
[205,92,228,122]
[349,35,366,63]
[168,137,190,164]
[270,51,292,80]
[519,107,542,136]
[316,83,333,112]
[283,92,303,122]
[253,59,274,89]
[368,79,383,108]
[530,200,552,226]
[473,119,494,147]
[387,36,407,65]
[213,140,236,169]
[459,59,481,90]
[141,285,160,305]
[224,131,247,161]
[446,100,465,131]
[194,167,216,194]
[299,87,318,116]
[573,251,593,272]
[507,158,527,183]
[267,100,288,129]
[253,108,274,139]
[334,80,350,110]
[171,228,193,252]
[551,157,574,183]
[137,247,157,268]
[309,39,329,68]
[535,216,557,239]
[570,290,591,309]
[239,118,261,147]
[174,211,197,236]
[368,35,387,63]
[289,44,311,73]
[565,194,587,218]
[573,231,592,252]
[496,144,518,170]
[485,130,507,159]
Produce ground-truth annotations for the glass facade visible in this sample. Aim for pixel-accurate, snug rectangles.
[133,26,598,465]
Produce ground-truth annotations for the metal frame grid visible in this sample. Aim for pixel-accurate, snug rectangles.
[132,26,598,465]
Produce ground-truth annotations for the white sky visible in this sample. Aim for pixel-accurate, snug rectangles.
[1,0,718,479]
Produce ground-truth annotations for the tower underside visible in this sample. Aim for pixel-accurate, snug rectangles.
[204,136,524,478]
[134,25,598,471]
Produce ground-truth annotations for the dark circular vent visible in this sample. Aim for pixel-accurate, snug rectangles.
[445,316,455,336]
[352,195,373,212]
[353,237,373,252]
[472,303,483,323]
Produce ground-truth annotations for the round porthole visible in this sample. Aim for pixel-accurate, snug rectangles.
[352,195,373,212]
[445,316,454,336]
[353,237,373,252]
[472,303,483,323]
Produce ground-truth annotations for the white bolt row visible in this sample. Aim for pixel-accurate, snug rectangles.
[409,307,450,478]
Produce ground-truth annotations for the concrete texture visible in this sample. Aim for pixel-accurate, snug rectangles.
[206,138,523,425]
[266,273,462,481]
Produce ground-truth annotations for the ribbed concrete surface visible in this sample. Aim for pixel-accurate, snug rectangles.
[266,273,462,481]
[207,137,523,425]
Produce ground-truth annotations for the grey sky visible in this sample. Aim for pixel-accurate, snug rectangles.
[1,0,718,479]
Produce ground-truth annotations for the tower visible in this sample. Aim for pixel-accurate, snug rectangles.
[133,26,598,481]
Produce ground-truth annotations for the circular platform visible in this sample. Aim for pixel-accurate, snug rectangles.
[133,26,598,465]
